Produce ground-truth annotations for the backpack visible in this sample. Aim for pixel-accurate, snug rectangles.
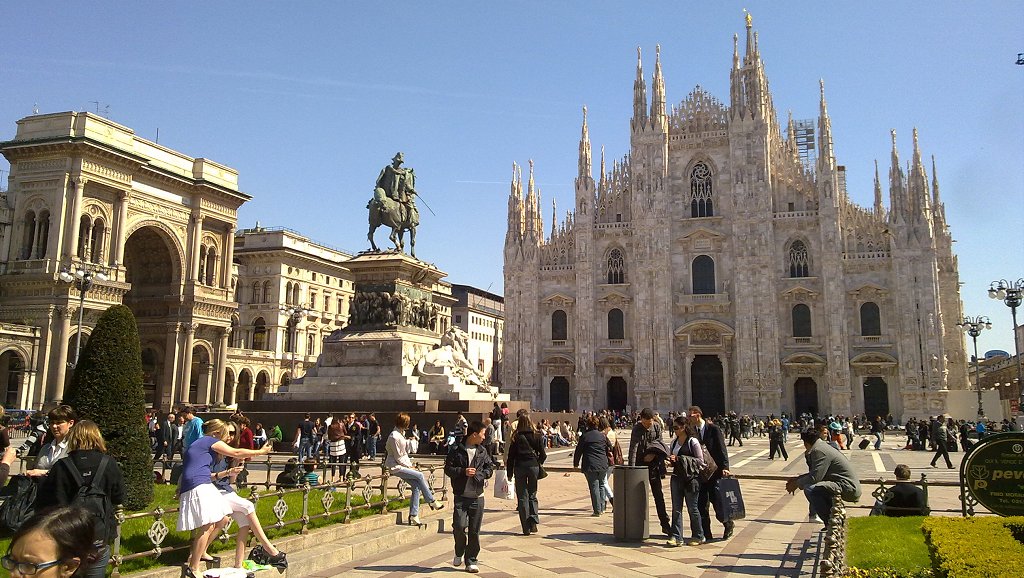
[64,456,115,542]
[0,475,39,531]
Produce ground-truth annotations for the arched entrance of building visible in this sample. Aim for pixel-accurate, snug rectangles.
[607,377,628,411]
[863,376,890,420]
[124,226,182,406]
[255,371,269,400]
[141,348,160,406]
[549,376,570,412]
[793,377,819,417]
[0,350,26,408]
[223,369,236,406]
[691,355,725,417]
[238,369,252,403]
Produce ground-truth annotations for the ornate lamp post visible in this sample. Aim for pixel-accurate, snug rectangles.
[989,279,1024,412]
[59,265,109,368]
[957,315,991,420]
[280,305,310,380]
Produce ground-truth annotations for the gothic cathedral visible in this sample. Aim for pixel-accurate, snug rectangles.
[502,21,967,421]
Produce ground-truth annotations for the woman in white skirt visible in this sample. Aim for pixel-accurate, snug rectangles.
[385,413,444,525]
[178,419,272,578]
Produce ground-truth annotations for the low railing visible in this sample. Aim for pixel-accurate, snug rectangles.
[109,458,446,577]
[817,495,847,577]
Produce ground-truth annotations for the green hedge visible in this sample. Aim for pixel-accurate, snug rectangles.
[921,516,1024,578]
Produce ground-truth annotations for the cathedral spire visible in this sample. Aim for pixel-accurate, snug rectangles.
[578,105,592,180]
[744,9,754,62]
[909,127,931,219]
[732,33,740,70]
[817,79,835,172]
[551,197,557,240]
[873,159,884,217]
[524,159,537,241]
[506,161,524,246]
[931,154,942,207]
[650,44,666,132]
[600,145,607,186]
[888,130,906,223]
[631,46,648,131]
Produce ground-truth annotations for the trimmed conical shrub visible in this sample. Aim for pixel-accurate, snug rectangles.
[65,304,153,509]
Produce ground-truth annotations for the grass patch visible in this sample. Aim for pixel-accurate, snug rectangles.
[848,516,932,575]
[0,483,414,575]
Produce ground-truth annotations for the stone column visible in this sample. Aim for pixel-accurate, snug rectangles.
[179,323,197,404]
[221,228,235,289]
[162,324,181,408]
[214,328,229,405]
[49,308,72,405]
[65,177,85,260]
[187,211,202,283]
[721,353,731,411]
[113,190,130,267]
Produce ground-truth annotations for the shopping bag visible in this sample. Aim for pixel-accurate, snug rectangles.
[492,470,516,500]
[713,477,746,521]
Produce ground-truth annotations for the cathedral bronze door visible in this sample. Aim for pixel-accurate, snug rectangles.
[607,377,628,411]
[550,376,570,412]
[690,355,724,417]
[793,377,819,417]
[863,376,889,420]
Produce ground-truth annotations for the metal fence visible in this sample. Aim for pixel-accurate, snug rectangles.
[108,459,447,578]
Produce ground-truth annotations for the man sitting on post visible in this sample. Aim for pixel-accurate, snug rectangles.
[786,429,862,528]
[872,464,928,517]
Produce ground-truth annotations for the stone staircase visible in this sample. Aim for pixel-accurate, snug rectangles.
[278,364,509,403]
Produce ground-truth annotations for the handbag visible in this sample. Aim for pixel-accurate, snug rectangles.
[698,443,718,483]
[524,437,548,479]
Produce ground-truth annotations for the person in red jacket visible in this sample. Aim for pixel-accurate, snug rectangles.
[233,415,255,450]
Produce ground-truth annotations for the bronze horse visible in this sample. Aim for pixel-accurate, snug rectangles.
[367,170,418,257]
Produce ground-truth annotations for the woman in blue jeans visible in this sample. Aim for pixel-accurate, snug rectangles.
[666,417,705,546]
[573,415,611,516]
[506,412,546,535]
[385,413,444,525]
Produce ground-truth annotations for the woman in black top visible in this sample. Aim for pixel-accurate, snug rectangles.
[38,420,125,578]
[506,413,546,535]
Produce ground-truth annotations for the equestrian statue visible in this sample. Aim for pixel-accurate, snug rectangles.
[367,152,420,257]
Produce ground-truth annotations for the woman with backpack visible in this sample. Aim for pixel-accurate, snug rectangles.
[37,420,125,578]
[665,417,705,547]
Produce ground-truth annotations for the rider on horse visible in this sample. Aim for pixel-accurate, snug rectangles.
[372,152,419,225]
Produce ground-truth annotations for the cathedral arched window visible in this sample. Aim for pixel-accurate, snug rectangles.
[860,302,881,336]
[551,310,568,341]
[692,255,716,294]
[788,240,810,278]
[252,317,267,351]
[792,304,812,338]
[607,248,625,284]
[608,309,624,340]
[89,218,105,264]
[205,246,217,286]
[690,162,714,218]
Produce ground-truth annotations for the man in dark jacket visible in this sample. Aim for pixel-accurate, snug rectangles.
[153,412,175,462]
[628,407,670,536]
[786,429,862,525]
[444,421,494,574]
[688,405,734,540]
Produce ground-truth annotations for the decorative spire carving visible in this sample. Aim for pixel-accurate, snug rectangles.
[651,45,666,132]
[873,159,884,217]
[817,79,835,171]
[889,129,906,223]
[632,46,647,131]
[578,105,592,179]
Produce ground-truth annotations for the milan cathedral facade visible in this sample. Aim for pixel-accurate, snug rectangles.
[502,20,968,420]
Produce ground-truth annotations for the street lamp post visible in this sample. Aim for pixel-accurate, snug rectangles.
[59,265,109,369]
[280,305,310,380]
[957,315,991,420]
[989,279,1024,412]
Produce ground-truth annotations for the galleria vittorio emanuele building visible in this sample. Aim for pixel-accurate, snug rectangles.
[502,20,969,420]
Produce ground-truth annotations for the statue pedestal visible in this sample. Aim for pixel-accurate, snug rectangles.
[271,252,509,403]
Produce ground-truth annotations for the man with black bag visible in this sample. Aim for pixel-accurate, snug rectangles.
[688,405,734,540]
[628,408,671,536]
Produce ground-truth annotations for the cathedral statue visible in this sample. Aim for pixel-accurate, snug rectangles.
[368,152,420,257]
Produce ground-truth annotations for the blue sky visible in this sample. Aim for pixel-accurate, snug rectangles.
[1,2,1022,355]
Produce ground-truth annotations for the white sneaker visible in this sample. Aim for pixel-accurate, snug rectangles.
[466,564,480,573]
[409,515,421,525]
[453,555,463,567]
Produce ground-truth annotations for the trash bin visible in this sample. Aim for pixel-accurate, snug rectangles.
[612,465,650,541]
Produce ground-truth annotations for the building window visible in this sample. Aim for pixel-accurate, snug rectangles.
[197,246,207,283]
[690,162,714,217]
[860,302,881,336]
[310,291,317,309]
[262,280,271,303]
[792,304,812,338]
[607,248,626,284]
[789,240,810,278]
[307,334,315,356]
[692,255,716,294]
[252,317,267,350]
[251,281,260,303]
[608,309,624,340]
[551,310,568,341]
[205,247,217,286]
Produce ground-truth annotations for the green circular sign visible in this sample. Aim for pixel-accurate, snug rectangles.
[963,432,1024,517]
